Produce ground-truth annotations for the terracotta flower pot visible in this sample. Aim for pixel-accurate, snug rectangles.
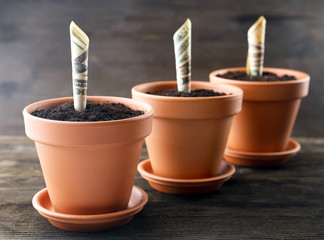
[23,96,153,215]
[210,67,310,153]
[132,81,242,179]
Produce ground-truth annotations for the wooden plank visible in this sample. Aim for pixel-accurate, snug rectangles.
[0,0,323,137]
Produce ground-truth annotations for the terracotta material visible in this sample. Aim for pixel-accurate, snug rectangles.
[138,159,235,195]
[23,96,153,215]
[224,139,300,167]
[210,67,310,153]
[132,81,242,179]
[32,186,148,232]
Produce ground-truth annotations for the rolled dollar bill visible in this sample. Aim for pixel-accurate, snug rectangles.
[70,21,89,112]
[246,16,266,76]
[173,19,191,92]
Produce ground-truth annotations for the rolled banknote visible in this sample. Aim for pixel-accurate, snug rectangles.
[173,19,191,92]
[70,21,89,112]
[246,16,266,76]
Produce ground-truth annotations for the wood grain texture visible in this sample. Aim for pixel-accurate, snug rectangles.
[0,136,323,239]
[0,0,323,136]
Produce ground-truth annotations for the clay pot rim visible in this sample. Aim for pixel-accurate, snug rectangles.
[132,81,243,101]
[23,96,154,126]
[209,67,310,85]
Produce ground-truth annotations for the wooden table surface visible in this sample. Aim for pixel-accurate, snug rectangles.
[0,136,323,239]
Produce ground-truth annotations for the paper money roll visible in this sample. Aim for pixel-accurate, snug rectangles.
[173,19,192,92]
[70,21,89,112]
[246,16,266,76]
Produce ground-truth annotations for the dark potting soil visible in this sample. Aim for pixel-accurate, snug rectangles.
[31,101,144,122]
[148,89,227,97]
[216,71,296,82]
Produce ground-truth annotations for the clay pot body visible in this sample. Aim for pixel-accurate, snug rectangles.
[132,81,242,179]
[23,96,153,215]
[210,67,310,152]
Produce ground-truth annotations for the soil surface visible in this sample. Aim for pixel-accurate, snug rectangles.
[216,71,296,81]
[31,101,144,121]
[148,89,227,97]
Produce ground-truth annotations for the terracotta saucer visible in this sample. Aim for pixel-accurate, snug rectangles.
[137,159,235,195]
[32,186,148,232]
[224,139,301,167]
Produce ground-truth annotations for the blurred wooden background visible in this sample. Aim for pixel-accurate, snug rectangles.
[0,0,322,136]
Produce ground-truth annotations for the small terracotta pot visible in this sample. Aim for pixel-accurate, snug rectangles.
[210,67,310,152]
[132,81,242,179]
[23,96,153,215]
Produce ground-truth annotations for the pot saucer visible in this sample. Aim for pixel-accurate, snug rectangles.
[137,159,235,195]
[32,186,148,232]
[224,139,301,167]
